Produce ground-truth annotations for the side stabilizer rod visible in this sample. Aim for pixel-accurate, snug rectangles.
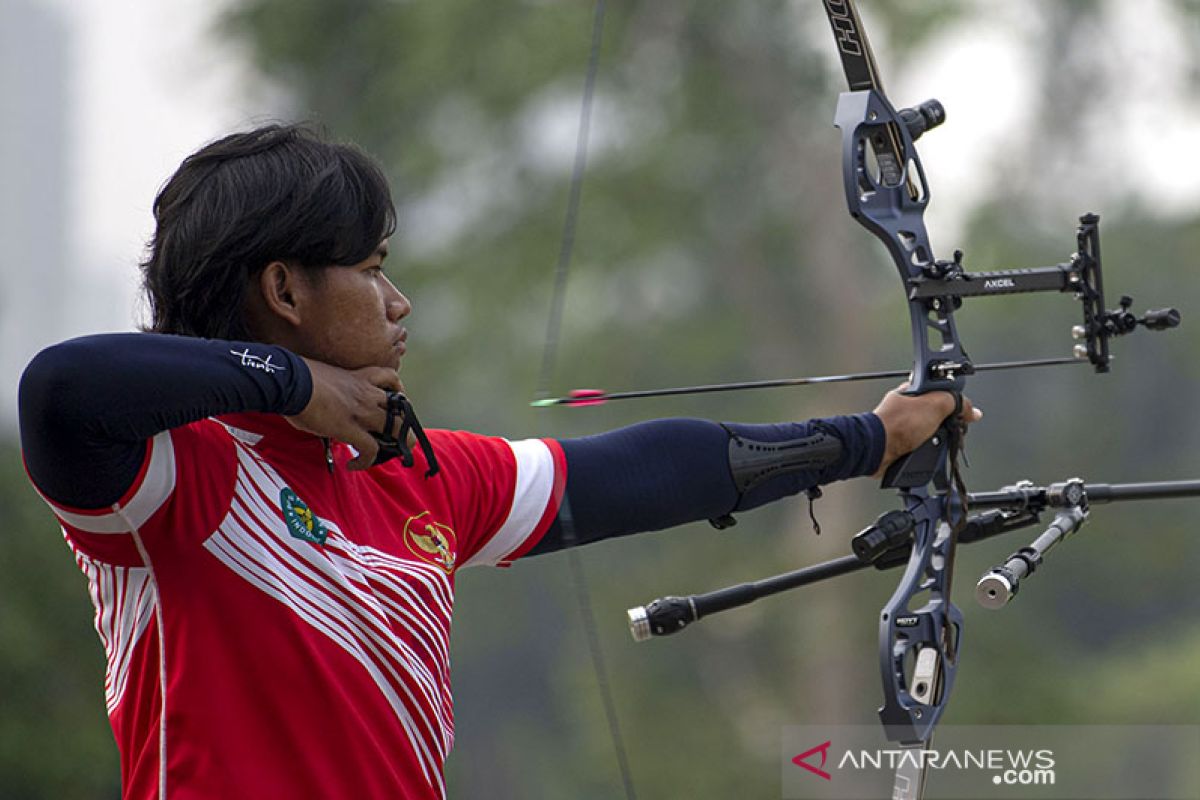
[628,477,1200,641]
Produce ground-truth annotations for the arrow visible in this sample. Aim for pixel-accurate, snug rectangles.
[531,357,1085,407]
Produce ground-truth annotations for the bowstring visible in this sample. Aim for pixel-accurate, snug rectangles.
[535,0,607,401]
[534,3,638,798]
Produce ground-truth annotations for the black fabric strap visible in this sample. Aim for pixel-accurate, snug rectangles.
[373,392,440,478]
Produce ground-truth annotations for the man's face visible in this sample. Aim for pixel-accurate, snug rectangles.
[293,241,411,372]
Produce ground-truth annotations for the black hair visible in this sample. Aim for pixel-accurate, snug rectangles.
[140,123,397,340]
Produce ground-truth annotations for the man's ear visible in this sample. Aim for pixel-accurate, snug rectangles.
[256,261,306,327]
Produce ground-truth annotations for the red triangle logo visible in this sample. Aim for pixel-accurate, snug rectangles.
[792,740,833,781]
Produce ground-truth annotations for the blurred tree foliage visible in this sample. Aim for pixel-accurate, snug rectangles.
[3,1,1198,798]
[0,445,116,800]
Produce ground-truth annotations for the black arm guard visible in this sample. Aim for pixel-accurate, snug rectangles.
[708,424,843,530]
[725,424,843,494]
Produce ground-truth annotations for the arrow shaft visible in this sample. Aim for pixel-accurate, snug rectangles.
[535,357,1088,407]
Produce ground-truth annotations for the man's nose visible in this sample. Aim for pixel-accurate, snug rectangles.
[385,278,411,321]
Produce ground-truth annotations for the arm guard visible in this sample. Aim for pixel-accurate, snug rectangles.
[724,424,843,495]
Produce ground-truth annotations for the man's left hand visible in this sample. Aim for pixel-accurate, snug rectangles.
[871,385,983,478]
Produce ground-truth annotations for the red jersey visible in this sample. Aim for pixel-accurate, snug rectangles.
[36,413,564,799]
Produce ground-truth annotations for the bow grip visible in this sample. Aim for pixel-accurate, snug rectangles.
[880,393,961,490]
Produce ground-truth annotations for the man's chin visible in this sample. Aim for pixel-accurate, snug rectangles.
[387,342,406,372]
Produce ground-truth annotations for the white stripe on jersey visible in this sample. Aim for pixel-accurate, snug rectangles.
[69,537,158,713]
[202,444,456,796]
[48,430,177,534]
[228,457,452,725]
[460,438,557,569]
[224,452,453,741]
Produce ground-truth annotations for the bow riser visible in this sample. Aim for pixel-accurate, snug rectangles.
[836,87,969,753]
[834,90,969,396]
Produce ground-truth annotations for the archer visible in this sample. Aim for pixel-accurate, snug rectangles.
[18,123,977,799]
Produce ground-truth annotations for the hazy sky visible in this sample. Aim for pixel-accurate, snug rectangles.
[30,0,1200,338]
[2,0,1195,432]
[41,0,276,335]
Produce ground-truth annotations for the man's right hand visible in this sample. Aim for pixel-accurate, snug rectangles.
[287,358,404,469]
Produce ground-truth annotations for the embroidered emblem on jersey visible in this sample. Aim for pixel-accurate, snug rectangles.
[403,512,457,574]
[281,488,327,544]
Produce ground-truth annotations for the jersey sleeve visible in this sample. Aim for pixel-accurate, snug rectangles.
[426,430,566,570]
[32,422,239,566]
[19,333,312,511]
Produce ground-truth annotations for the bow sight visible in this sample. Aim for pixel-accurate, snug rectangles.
[900,213,1180,379]
[531,212,1178,407]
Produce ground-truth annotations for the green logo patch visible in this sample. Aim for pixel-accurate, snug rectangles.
[281,488,327,545]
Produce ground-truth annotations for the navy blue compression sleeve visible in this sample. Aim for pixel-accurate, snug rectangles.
[19,333,313,509]
[528,414,884,554]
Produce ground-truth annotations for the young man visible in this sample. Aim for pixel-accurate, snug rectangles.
[19,124,978,799]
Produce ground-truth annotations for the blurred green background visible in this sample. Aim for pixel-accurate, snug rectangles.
[3,1,1199,798]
